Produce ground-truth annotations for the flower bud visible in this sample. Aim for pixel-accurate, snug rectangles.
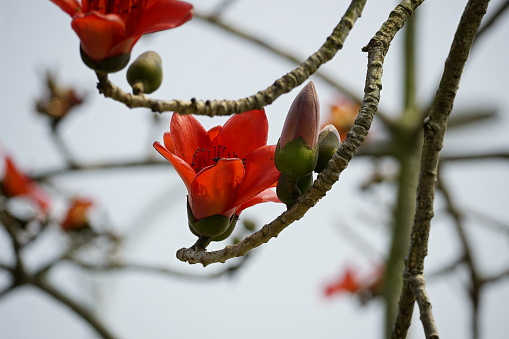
[315,124,341,173]
[276,173,313,208]
[80,46,130,74]
[274,82,320,180]
[127,51,163,94]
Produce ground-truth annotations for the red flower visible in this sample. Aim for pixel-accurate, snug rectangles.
[50,0,193,66]
[154,109,280,221]
[323,98,360,141]
[324,266,362,297]
[1,156,50,212]
[61,197,94,231]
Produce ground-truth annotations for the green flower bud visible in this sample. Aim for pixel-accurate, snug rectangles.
[276,173,313,208]
[80,46,130,74]
[274,137,318,180]
[315,124,341,173]
[127,51,163,94]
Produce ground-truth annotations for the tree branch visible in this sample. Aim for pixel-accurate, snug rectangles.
[96,0,367,116]
[392,0,490,338]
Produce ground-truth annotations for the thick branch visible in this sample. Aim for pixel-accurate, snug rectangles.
[177,0,425,266]
[97,0,367,116]
[392,0,490,338]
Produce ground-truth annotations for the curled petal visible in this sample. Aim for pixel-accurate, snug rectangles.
[153,142,195,190]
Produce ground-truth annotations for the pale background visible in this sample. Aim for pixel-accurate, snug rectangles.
[1,0,508,338]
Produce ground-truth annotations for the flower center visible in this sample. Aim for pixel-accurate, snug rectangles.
[190,145,245,172]
[84,0,147,21]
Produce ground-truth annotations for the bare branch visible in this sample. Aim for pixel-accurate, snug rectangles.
[96,0,367,116]
[392,0,490,338]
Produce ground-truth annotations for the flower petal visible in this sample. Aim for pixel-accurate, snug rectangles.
[234,188,280,215]
[170,113,211,165]
[207,125,222,140]
[189,159,244,220]
[153,141,195,190]
[50,0,81,17]
[71,12,126,61]
[214,109,269,159]
[129,0,194,37]
[163,132,175,153]
[234,145,280,206]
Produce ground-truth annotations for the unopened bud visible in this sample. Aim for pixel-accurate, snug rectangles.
[127,51,163,94]
[315,124,341,173]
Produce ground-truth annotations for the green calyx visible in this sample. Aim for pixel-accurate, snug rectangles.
[187,202,238,240]
[276,173,313,209]
[80,46,130,74]
[315,127,341,173]
[274,137,318,180]
[127,51,163,94]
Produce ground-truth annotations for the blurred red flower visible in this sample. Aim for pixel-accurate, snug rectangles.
[1,156,50,212]
[154,110,280,221]
[50,0,193,63]
[323,98,360,141]
[61,198,94,231]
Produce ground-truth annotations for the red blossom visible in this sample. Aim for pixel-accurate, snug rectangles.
[61,197,94,231]
[324,264,384,300]
[1,156,50,212]
[323,98,360,141]
[50,0,193,63]
[154,110,281,221]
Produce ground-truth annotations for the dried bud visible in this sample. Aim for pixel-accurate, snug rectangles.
[127,51,163,94]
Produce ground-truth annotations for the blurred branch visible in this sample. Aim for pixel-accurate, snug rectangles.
[96,0,367,116]
[31,277,117,339]
[392,0,490,338]
[73,255,251,280]
[32,159,168,181]
[441,151,509,162]
[176,0,425,266]
[437,173,481,339]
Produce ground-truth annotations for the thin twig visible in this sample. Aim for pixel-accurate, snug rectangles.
[392,0,490,338]
[96,0,367,116]
[31,277,117,339]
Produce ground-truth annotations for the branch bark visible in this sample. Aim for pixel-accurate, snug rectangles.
[96,0,367,116]
[392,0,491,338]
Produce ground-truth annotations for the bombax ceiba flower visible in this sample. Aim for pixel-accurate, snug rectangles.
[154,109,280,242]
[50,0,193,72]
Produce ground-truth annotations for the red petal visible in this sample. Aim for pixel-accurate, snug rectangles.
[71,12,127,61]
[234,189,280,215]
[163,132,175,153]
[234,145,280,206]
[170,113,211,165]
[189,159,244,220]
[153,141,195,191]
[207,125,222,140]
[129,0,194,37]
[50,0,81,17]
[214,109,269,159]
